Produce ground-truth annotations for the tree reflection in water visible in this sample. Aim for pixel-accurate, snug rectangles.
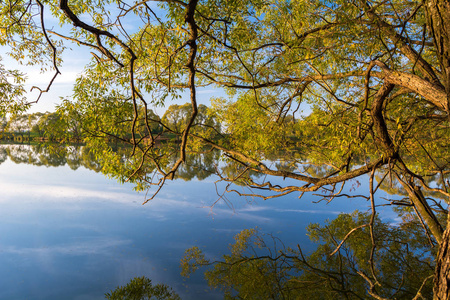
[182,211,435,299]
[105,276,180,300]
[109,210,436,299]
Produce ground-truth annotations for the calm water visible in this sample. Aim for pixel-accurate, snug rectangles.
[0,144,389,299]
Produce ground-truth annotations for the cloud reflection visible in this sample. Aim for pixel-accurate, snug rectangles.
[1,237,132,256]
[238,205,344,215]
[1,183,137,202]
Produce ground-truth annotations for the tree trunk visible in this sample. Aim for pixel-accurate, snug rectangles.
[425,1,450,298]
[435,219,450,299]
[426,0,450,98]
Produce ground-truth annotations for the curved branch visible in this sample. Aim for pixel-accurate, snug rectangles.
[373,61,447,110]
[166,0,199,180]
[28,0,61,104]
[59,0,128,67]
[329,224,369,257]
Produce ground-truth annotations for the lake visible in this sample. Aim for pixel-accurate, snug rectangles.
[0,144,394,299]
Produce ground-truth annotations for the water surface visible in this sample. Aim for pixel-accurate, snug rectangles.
[0,145,377,299]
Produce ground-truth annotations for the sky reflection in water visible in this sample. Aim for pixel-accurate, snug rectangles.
[0,154,380,299]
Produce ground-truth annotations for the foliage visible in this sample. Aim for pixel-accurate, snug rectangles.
[0,59,27,116]
[162,103,220,137]
[105,276,180,300]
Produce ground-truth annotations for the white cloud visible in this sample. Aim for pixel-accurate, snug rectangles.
[25,70,81,86]
[197,89,216,94]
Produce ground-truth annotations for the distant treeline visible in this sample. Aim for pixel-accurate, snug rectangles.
[0,111,82,142]
[0,103,224,144]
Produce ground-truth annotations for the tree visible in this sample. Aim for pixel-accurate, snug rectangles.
[162,104,193,133]
[105,276,180,300]
[29,112,45,136]
[0,115,7,132]
[162,103,220,139]
[141,107,163,135]
[1,0,450,297]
